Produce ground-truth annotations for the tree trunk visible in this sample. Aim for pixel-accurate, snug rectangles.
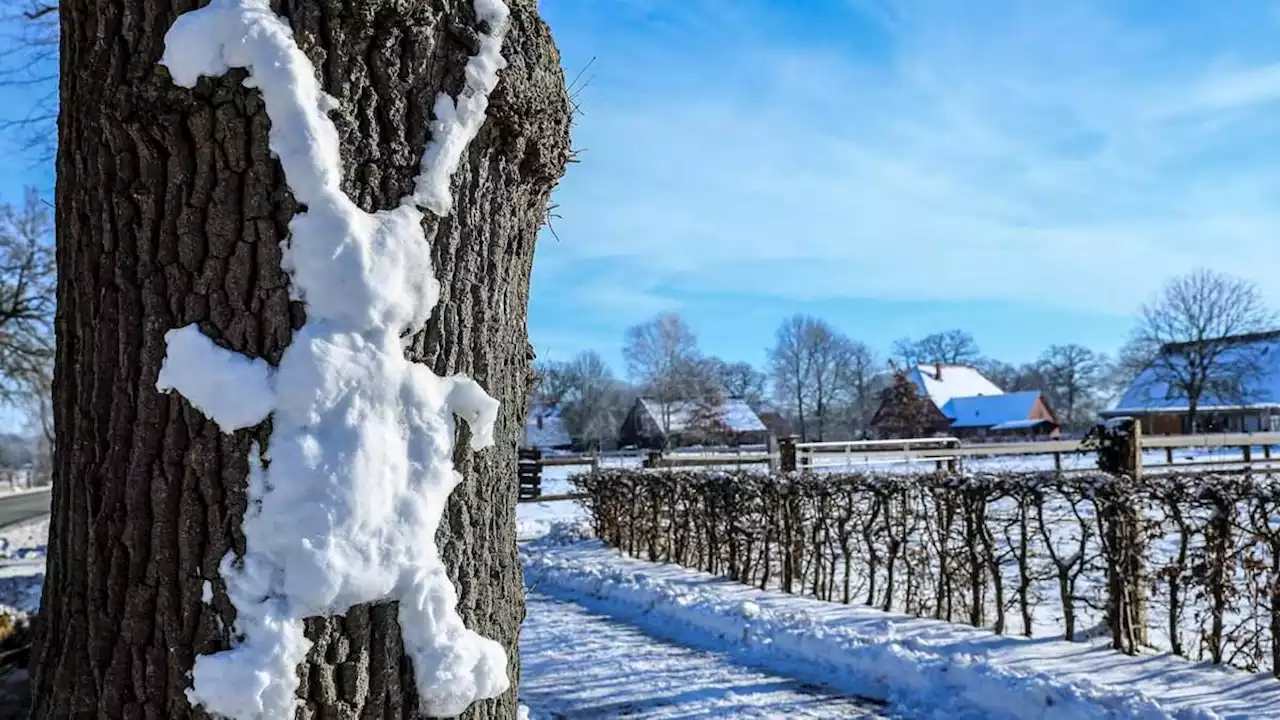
[33,0,569,717]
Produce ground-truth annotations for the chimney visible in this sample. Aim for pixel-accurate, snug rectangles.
[935,362,943,380]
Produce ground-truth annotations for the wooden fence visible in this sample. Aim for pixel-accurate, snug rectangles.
[569,421,1280,673]
[516,429,1280,502]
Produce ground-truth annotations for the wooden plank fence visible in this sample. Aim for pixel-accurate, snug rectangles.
[517,447,542,501]
[514,430,1280,502]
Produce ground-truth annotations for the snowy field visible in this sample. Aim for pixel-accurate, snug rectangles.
[534,446,1267,476]
[809,446,1263,475]
[521,525,1280,720]
[0,516,46,618]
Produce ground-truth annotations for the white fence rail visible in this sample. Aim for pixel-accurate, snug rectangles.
[532,431,1280,472]
[518,431,1280,503]
[794,431,1280,473]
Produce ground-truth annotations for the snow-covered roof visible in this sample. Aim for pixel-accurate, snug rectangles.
[525,404,573,449]
[992,418,1054,431]
[639,397,767,434]
[907,364,1004,410]
[1110,335,1280,414]
[942,391,1043,429]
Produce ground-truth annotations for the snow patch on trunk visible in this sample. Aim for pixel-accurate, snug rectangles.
[409,0,511,216]
[156,325,275,431]
[154,0,511,717]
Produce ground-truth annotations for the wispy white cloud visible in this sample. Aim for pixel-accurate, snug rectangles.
[538,0,1280,338]
[1185,64,1280,113]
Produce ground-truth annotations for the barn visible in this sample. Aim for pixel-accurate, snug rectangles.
[872,363,1060,440]
[1103,331,1280,435]
[942,392,1059,440]
[619,397,769,449]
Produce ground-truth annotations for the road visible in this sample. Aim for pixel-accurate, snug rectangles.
[0,489,51,530]
[520,592,892,719]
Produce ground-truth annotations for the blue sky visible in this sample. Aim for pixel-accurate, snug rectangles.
[531,0,1280,374]
[4,1,1280,384]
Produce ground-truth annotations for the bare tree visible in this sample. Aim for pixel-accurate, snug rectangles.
[0,187,53,409]
[1108,338,1152,400]
[706,357,766,408]
[835,341,880,438]
[624,312,717,440]
[974,358,1019,391]
[892,337,922,368]
[1126,269,1275,432]
[0,0,58,159]
[557,351,629,450]
[975,357,1050,395]
[770,315,815,440]
[897,330,980,367]
[1038,344,1105,432]
[807,323,856,442]
[531,359,573,409]
[768,315,864,441]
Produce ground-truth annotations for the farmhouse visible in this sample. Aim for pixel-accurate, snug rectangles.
[619,397,769,449]
[872,363,1060,439]
[756,408,794,439]
[943,392,1059,439]
[524,402,574,451]
[1103,331,1280,435]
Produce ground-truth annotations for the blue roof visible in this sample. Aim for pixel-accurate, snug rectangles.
[1111,336,1280,413]
[942,392,1044,429]
[992,419,1054,431]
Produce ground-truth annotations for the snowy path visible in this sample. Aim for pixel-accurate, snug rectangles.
[523,533,1280,719]
[520,591,891,719]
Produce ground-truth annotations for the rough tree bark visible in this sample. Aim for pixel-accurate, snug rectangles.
[32,0,570,717]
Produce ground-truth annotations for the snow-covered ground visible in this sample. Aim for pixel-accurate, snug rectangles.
[0,516,47,618]
[0,475,47,497]
[521,591,889,718]
[533,445,1267,476]
[9,462,1278,719]
[521,526,1280,720]
[794,446,1267,475]
[517,499,588,542]
[517,467,589,540]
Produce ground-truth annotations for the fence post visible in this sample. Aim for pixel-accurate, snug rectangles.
[1096,418,1148,653]
[517,447,542,501]
[1053,452,1062,473]
[779,436,797,472]
[1126,420,1143,480]
[1165,447,1174,465]
[643,449,663,469]
[1244,445,1253,466]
